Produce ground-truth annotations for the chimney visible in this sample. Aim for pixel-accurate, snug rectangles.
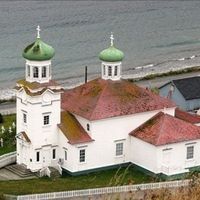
[85,66,88,83]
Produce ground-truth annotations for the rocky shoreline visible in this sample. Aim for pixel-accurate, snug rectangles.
[1,60,200,101]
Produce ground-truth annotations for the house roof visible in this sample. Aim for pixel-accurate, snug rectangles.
[130,112,200,146]
[58,111,94,145]
[175,108,200,124]
[61,78,175,121]
[160,76,200,100]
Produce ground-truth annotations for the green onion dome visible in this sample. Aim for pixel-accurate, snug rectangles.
[99,45,124,62]
[23,38,55,61]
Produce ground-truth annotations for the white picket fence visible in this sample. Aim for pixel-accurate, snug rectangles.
[0,151,16,168]
[15,179,190,200]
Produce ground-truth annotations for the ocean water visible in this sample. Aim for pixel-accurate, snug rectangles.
[1,1,200,89]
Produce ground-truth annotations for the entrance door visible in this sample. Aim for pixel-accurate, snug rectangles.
[22,144,27,165]
[42,148,51,167]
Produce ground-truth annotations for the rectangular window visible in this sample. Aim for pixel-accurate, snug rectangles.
[114,66,118,76]
[187,146,194,159]
[65,150,67,161]
[103,65,106,75]
[43,115,50,125]
[108,66,112,76]
[79,149,85,163]
[42,66,47,78]
[116,142,123,156]
[33,67,39,78]
[23,113,27,124]
[52,149,56,159]
[36,151,40,162]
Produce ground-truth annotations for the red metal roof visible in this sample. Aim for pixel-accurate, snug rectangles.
[175,108,200,124]
[130,112,200,146]
[58,111,94,145]
[61,78,175,120]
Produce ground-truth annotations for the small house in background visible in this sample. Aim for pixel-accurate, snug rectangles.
[159,76,200,111]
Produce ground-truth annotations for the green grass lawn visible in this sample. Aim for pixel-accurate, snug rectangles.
[0,165,157,195]
[0,114,16,156]
[0,145,16,156]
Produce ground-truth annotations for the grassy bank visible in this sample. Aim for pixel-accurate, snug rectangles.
[0,165,155,195]
[128,66,200,82]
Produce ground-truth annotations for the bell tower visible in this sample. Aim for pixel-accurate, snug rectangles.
[15,26,62,172]
[99,33,124,81]
[23,26,54,84]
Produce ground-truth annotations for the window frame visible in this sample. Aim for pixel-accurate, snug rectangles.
[79,149,86,163]
[114,66,118,76]
[42,66,47,78]
[115,142,124,156]
[36,151,40,162]
[65,150,67,161]
[108,66,112,76]
[186,146,194,160]
[43,115,50,126]
[103,65,106,75]
[52,149,56,160]
[23,112,27,124]
[87,123,90,131]
[33,67,39,78]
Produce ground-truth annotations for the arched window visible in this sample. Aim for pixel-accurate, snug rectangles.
[27,65,30,77]
[42,66,47,78]
[108,66,112,76]
[33,67,39,78]
[114,66,118,76]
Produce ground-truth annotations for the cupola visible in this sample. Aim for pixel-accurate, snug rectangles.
[99,33,124,81]
[23,26,55,83]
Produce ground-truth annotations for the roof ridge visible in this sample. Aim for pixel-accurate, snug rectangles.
[130,112,164,135]
[90,79,109,120]
[156,113,167,145]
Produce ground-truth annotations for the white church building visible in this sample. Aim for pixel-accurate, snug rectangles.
[15,27,200,176]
